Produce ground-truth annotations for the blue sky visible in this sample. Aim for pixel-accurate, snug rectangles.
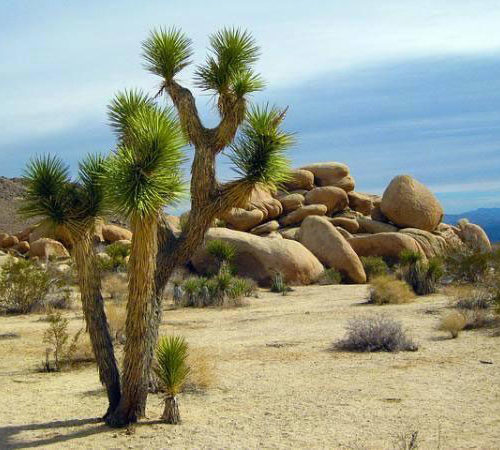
[1,0,500,213]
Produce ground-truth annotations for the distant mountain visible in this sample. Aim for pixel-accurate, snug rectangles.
[445,208,500,243]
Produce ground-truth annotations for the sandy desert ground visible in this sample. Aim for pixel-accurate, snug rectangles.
[0,284,499,449]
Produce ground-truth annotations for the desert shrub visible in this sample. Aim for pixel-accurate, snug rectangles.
[102,272,128,301]
[0,258,58,314]
[206,239,236,274]
[438,311,466,338]
[155,335,190,424]
[318,268,342,285]
[105,303,126,344]
[100,241,130,272]
[270,272,291,295]
[45,287,73,311]
[452,286,492,310]
[445,249,493,283]
[369,275,415,305]
[361,256,389,281]
[400,250,443,295]
[229,277,257,299]
[335,315,418,352]
[42,311,89,371]
[184,347,217,392]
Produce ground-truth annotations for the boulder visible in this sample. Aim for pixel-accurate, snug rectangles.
[298,216,366,283]
[222,208,265,232]
[333,175,356,192]
[357,217,399,234]
[29,238,70,259]
[300,162,350,187]
[399,228,450,259]
[283,169,315,191]
[279,193,305,214]
[279,227,300,241]
[248,186,283,220]
[262,232,283,239]
[29,223,73,248]
[102,224,133,243]
[191,228,324,286]
[15,226,36,242]
[381,175,443,231]
[348,192,373,216]
[336,227,354,240]
[305,186,348,214]
[371,204,388,222]
[348,232,424,262]
[328,217,359,234]
[457,219,492,253]
[0,235,18,249]
[279,204,328,227]
[13,241,30,254]
[250,220,280,236]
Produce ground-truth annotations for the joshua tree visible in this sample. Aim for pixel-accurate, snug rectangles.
[102,27,292,427]
[155,335,190,424]
[20,155,121,417]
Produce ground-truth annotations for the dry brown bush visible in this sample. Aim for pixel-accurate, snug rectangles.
[102,273,127,301]
[370,275,415,305]
[184,347,217,392]
[439,311,466,338]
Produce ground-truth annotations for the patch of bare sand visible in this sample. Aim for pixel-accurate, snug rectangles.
[0,285,499,449]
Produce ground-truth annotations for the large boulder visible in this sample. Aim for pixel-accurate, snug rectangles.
[328,217,359,234]
[348,232,424,262]
[191,228,323,286]
[357,217,399,234]
[305,187,348,214]
[381,175,443,231]
[250,220,280,236]
[279,193,305,214]
[29,223,73,248]
[348,192,373,216]
[102,224,133,243]
[456,219,492,253]
[279,227,300,241]
[298,216,366,283]
[221,208,265,232]
[399,228,450,259]
[279,204,327,227]
[247,186,283,220]
[300,162,354,191]
[0,235,19,249]
[29,238,70,259]
[282,169,314,191]
[13,241,30,254]
[14,226,36,242]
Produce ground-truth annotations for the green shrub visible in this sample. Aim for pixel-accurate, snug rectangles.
[370,275,415,305]
[399,251,443,295]
[206,239,237,275]
[0,258,55,314]
[361,256,389,281]
[100,242,130,272]
[318,268,342,285]
[445,249,493,283]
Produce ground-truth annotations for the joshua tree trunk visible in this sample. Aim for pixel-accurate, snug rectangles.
[106,217,158,427]
[73,232,121,418]
[162,396,180,424]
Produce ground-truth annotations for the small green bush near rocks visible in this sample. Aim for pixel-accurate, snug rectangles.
[400,250,443,295]
[318,268,342,285]
[361,256,389,281]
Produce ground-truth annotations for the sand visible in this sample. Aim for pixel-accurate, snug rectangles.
[0,285,499,449]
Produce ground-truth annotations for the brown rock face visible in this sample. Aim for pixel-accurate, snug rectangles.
[371,204,388,222]
[248,186,283,220]
[279,204,328,227]
[305,187,348,214]
[348,232,424,262]
[279,227,300,241]
[457,219,492,253]
[335,227,354,240]
[381,175,443,231]
[14,241,30,254]
[102,224,133,243]
[298,216,366,283]
[15,226,36,242]
[29,223,73,248]
[29,238,70,259]
[283,169,315,191]
[399,228,456,259]
[0,235,18,249]
[348,192,373,216]
[222,208,265,232]
[300,162,350,186]
[250,220,280,236]
[279,193,305,214]
[357,217,399,234]
[191,228,324,286]
[328,217,359,234]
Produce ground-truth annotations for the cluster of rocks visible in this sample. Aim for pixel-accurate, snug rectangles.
[191,163,492,286]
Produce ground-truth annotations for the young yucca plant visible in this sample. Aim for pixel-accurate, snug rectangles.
[206,239,236,275]
[155,335,190,424]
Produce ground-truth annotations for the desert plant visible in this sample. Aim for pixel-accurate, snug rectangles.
[229,277,256,299]
[184,347,216,392]
[361,256,389,281]
[318,268,342,285]
[445,249,492,283]
[0,258,53,314]
[400,250,443,295]
[335,315,418,352]
[206,239,236,274]
[438,311,466,338]
[155,335,190,424]
[270,272,290,295]
[101,242,130,272]
[369,275,415,305]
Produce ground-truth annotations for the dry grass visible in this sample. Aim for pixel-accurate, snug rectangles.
[369,275,415,305]
[184,347,217,392]
[102,273,128,301]
[71,333,95,365]
[105,302,126,344]
[438,311,466,338]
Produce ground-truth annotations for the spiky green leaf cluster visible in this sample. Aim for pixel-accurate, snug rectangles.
[229,105,293,189]
[104,101,186,221]
[155,335,190,396]
[142,27,193,80]
[195,28,264,98]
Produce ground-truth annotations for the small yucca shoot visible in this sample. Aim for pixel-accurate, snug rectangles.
[155,335,190,424]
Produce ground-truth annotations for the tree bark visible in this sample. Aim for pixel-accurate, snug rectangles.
[106,217,158,427]
[161,396,180,424]
[72,232,121,418]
